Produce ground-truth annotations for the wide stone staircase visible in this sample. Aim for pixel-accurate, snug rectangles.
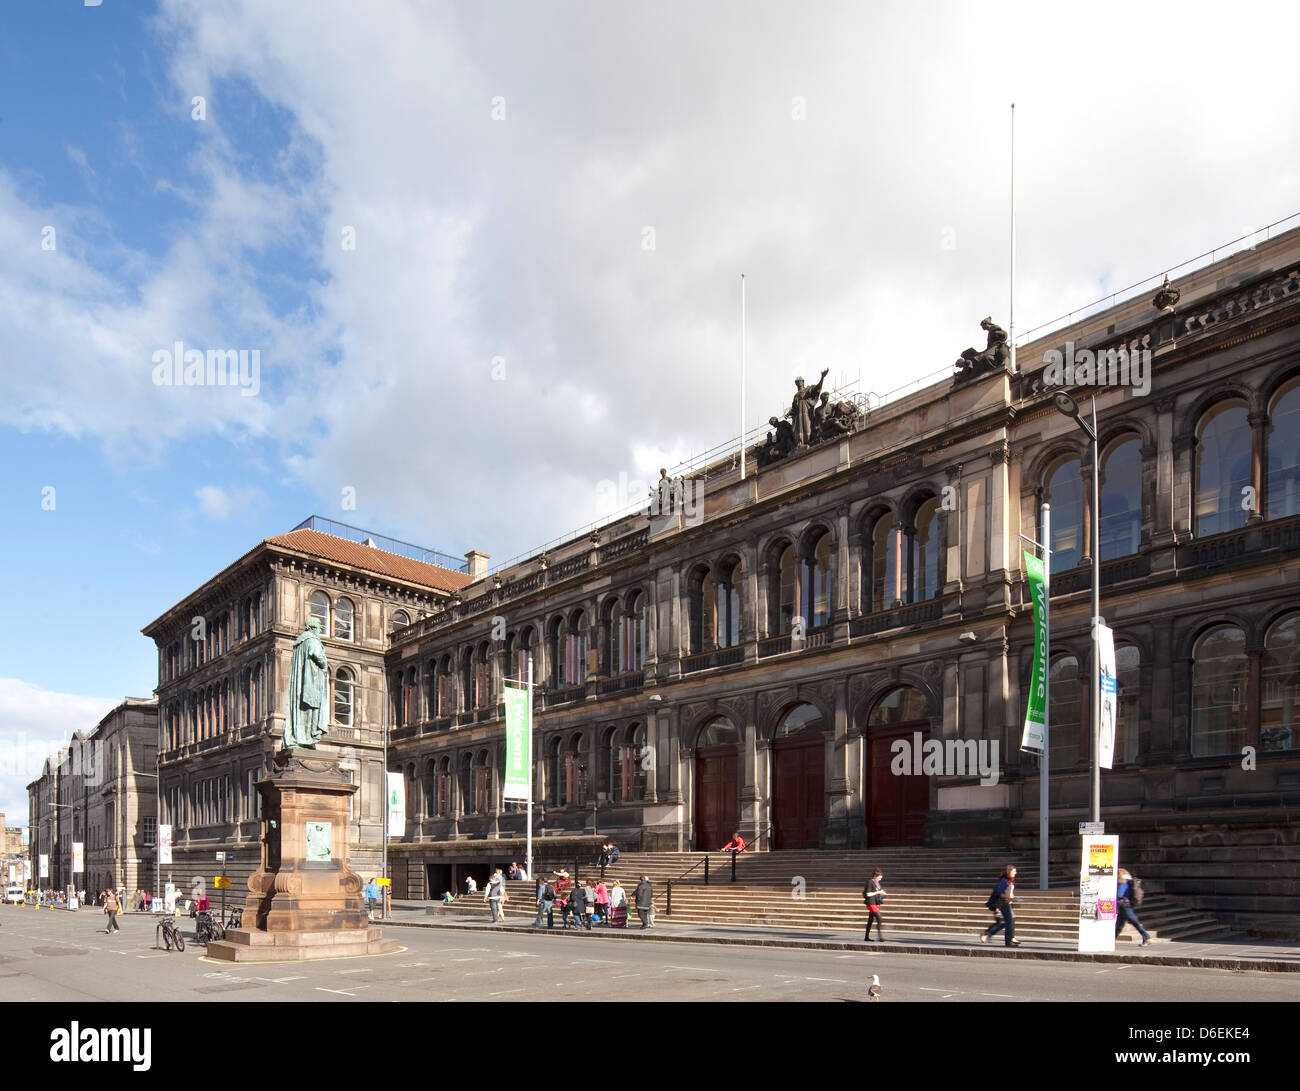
[432,848,1230,942]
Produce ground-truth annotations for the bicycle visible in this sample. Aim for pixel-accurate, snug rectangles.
[223,907,243,929]
[195,910,224,945]
[156,916,185,952]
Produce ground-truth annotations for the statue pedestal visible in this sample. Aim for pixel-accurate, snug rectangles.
[206,749,398,963]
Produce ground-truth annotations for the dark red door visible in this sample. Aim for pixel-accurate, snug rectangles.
[695,748,738,852]
[772,735,824,850]
[867,725,929,846]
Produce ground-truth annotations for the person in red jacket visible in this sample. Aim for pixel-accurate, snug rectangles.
[720,832,747,852]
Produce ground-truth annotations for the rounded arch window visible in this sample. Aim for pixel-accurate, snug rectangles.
[776,543,797,634]
[864,511,895,613]
[908,497,941,603]
[334,597,355,642]
[802,529,833,627]
[1114,644,1141,764]
[391,609,410,630]
[1043,457,1084,573]
[1262,613,1300,752]
[867,685,930,726]
[1195,400,1251,537]
[1191,625,1247,757]
[775,703,824,739]
[309,590,331,634]
[1048,655,1081,771]
[696,716,739,749]
[1267,380,1300,520]
[1100,434,1142,561]
[334,666,355,727]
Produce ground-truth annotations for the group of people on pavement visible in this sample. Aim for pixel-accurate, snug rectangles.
[862,862,1151,948]
[529,870,654,930]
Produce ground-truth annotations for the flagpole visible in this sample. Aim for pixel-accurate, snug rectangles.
[525,654,534,881]
[740,273,747,480]
[1009,103,1017,375]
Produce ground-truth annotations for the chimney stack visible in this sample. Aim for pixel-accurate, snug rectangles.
[464,550,491,581]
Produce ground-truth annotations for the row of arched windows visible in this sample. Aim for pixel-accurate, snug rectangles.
[308,589,410,644]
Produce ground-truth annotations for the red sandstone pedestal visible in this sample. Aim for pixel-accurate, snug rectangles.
[207,749,398,963]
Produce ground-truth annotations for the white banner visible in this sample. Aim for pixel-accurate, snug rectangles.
[39,854,49,878]
[1097,622,1117,770]
[1078,834,1119,953]
[158,824,173,865]
[23,858,31,882]
[386,772,405,837]
[72,842,84,874]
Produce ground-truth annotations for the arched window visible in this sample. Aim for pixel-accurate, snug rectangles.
[1191,625,1247,756]
[459,754,474,814]
[474,641,492,707]
[867,686,929,725]
[1100,435,1142,561]
[802,530,833,628]
[777,544,798,633]
[714,562,743,649]
[334,666,355,727]
[436,655,453,717]
[309,590,331,635]
[625,592,648,669]
[864,512,896,613]
[567,611,589,686]
[604,598,624,675]
[1262,613,1300,752]
[688,567,715,654]
[1044,458,1084,573]
[405,667,417,724]
[1114,644,1141,764]
[697,716,739,748]
[474,750,491,814]
[1267,381,1300,520]
[602,725,619,798]
[1048,655,1081,772]
[392,609,410,630]
[459,649,474,712]
[422,760,436,818]
[436,756,451,816]
[775,703,825,739]
[547,737,564,806]
[334,597,355,642]
[907,497,941,603]
[566,734,587,806]
[548,617,565,689]
[622,723,647,801]
[515,625,535,682]
[1195,400,1251,537]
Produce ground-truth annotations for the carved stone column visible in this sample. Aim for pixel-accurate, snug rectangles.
[1248,412,1268,521]
[891,523,905,607]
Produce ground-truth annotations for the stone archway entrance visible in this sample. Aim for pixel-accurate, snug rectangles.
[771,704,825,850]
[864,686,932,847]
[693,717,739,852]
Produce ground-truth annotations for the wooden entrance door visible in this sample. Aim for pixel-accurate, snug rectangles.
[866,725,930,846]
[695,747,737,852]
[772,735,824,850]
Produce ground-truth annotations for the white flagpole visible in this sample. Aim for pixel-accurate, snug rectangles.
[1009,103,1017,375]
[740,273,747,480]
[525,654,534,881]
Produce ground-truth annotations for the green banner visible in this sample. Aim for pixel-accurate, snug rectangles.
[1021,549,1048,754]
[503,684,532,801]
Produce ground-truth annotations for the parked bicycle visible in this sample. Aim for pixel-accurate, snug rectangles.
[156,916,185,952]
[194,910,223,945]
[224,907,243,929]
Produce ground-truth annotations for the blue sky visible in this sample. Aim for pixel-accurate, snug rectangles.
[2,0,1299,820]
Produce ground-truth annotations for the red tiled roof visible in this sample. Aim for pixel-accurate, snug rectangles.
[265,528,473,593]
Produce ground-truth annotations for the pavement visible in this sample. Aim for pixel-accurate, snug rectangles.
[382,900,1300,973]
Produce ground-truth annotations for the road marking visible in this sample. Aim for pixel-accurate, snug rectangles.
[272,975,306,983]
[803,977,846,983]
[316,987,355,997]
[918,987,949,992]
[942,993,957,999]
[664,965,720,973]
[572,958,622,965]
[979,993,1015,998]
[609,973,641,980]
[335,968,371,975]
[450,957,478,962]
[463,967,504,977]
[488,988,525,997]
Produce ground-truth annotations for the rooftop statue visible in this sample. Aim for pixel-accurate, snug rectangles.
[954,317,1011,382]
[283,616,329,750]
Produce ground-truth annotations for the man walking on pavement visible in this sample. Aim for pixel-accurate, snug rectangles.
[634,874,654,929]
[486,868,507,924]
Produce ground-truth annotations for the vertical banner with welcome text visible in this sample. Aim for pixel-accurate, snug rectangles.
[1020,550,1048,754]
[1097,622,1117,770]
[387,772,405,837]
[158,824,173,865]
[39,854,49,879]
[502,684,532,801]
[72,842,84,874]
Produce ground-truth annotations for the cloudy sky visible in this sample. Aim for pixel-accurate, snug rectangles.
[2,0,1298,820]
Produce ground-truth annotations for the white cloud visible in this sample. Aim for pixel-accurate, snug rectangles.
[194,484,265,521]
[0,679,121,825]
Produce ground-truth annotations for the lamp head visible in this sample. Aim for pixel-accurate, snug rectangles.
[1052,391,1079,419]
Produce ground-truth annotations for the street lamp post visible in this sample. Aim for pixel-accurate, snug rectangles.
[1052,391,1103,823]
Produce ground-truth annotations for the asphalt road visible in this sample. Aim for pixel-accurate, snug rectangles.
[0,906,1291,1003]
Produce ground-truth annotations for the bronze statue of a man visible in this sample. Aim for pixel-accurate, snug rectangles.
[283,616,329,749]
[789,368,830,446]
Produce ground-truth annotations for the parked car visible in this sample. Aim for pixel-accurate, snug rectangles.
[4,886,24,904]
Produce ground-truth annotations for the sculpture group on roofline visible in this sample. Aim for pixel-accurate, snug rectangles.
[756,368,865,467]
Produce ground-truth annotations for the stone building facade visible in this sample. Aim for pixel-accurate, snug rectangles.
[381,230,1300,931]
[81,698,159,897]
[140,522,474,900]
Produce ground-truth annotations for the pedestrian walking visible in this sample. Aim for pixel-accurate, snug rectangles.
[365,877,380,919]
[593,880,610,925]
[533,877,549,927]
[1115,868,1151,947]
[485,868,507,923]
[634,875,653,929]
[102,889,120,934]
[979,864,1020,947]
[863,867,887,942]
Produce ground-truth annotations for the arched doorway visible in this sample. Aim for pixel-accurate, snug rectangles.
[864,686,931,846]
[694,717,739,851]
[772,704,825,850]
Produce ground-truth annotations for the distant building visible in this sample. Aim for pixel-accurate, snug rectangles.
[141,520,475,898]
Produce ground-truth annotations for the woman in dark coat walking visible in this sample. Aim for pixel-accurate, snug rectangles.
[863,867,887,941]
[980,864,1020,947]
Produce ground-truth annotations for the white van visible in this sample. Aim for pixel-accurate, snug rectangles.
[4,886,24,904]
